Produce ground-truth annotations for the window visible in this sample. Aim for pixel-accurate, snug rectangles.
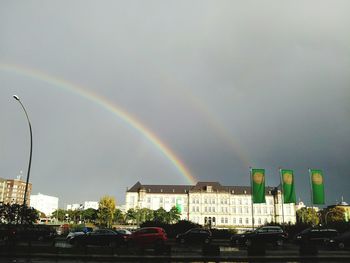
[221,217,224,224]
[239,218,242,224]
[245,218,249,224]
[196,206,199,212]
[233,218,236,224]
[225,218,228,224]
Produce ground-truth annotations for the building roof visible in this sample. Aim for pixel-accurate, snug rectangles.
[127,181,275,195]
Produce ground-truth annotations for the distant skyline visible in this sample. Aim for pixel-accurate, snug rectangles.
[1,1,349,208]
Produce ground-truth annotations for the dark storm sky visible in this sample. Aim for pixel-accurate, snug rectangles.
[1,0,349,208]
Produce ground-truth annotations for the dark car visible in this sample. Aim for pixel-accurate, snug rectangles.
[230,230,253,246]
[70,229,126,247]
[127,227,168,249]
[295,228,338,246]
[328,231,350,250]
[243,226,288,247]
[176,228,212,245]
[0,225,56,242]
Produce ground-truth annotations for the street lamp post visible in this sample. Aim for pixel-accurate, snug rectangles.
[13,95,33,224]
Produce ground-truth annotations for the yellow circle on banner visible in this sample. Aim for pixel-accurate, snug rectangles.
[312,173,323,185]
[253,172,264,184]
[283,173,293,185]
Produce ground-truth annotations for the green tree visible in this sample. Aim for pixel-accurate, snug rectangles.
[113,208,125,224]
[82,208,97,223]
[168,206,181,223]
[153,207,168,223]
[296,207,319,225]
[68,209,82,224]
[325,207,345,224]
[0,203,39,224]
[97,196,116,227]
[125,208,137,224]
[51,209,66,221]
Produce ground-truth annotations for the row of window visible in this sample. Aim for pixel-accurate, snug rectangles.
[190,216,273,225]
[191,197,275,206]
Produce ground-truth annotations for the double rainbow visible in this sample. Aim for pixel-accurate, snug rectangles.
[0,63,197,184]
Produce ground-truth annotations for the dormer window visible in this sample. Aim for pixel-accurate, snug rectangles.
[206,185,212,192]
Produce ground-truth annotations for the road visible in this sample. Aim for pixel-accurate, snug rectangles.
[1,238,350,262]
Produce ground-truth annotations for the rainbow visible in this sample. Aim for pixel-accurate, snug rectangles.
[0,63,197,184]
[156,73,252,168]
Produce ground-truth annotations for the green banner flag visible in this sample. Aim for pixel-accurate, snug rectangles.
[281,169,296,204]
[251,168,266,203]
[310,169,325,205]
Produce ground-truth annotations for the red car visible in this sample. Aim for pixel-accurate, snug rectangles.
[128,227,167,249]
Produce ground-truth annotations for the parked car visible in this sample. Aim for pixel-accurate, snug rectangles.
[230,230,253,246]
[295,228,338,246]
[327,231,350,250]
[69,229,126,247]
[66,231,85,242]
[242,226,288,247]
[0,225,56,242]
[127,227,167,249]
[115,229,132,236]
[176,228,212,245]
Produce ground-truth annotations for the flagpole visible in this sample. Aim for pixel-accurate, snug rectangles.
[308,168,314,205]
[250,167,254,230]
[279,168,285,225]
[308,168,316,225]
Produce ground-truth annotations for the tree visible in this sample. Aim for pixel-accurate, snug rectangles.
[125,208,137,224]
[0,203,39,224]
[68,209,81,224]
[113,208,125,224]
[153,207,168,223]
[296,207,319,225]
[82,208,97,223]
[97,196,116,228]
[51,209,66,221]
[168,206,181,223]
[324,207,345,224]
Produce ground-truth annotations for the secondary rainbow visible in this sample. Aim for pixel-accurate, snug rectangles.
[0,63,197,185]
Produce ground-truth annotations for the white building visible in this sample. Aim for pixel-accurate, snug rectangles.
[125,181,296,227]
[66,201,98,211]
[66,203,82,211]
[30,193,59,217]
[84,201,99,210]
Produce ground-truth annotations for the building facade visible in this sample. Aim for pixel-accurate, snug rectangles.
[3,176,32,206]
[30,193,59,217]
[84,201,99,210]
[125,181,296,227]
[66,201,99,211]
